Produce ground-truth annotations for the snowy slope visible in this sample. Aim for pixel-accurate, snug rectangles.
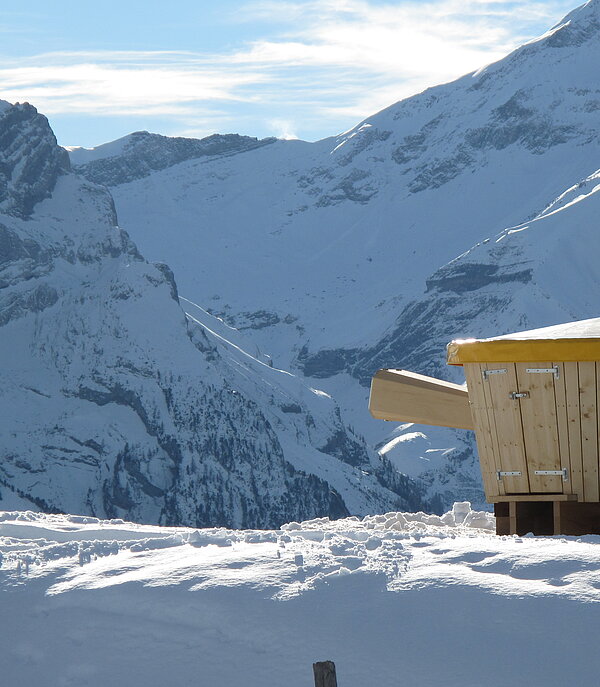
[72,0,600,509]
[97,0,600,358]
[0,100,426,526]
[356,166,600,385]
[3,506,600,687]
[344,162,600,504]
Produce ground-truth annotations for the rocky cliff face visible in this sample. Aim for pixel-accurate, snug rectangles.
[70,130,276,186]
[0,102,70,217]
[0,101,426,526]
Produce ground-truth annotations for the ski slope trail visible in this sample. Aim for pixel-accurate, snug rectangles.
[2,504,600,686]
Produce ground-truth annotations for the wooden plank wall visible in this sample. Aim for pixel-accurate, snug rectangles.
[552,362,573,496]
[553,362,600,501]
[463,364,502,498]
[516,362,562,493]
[564,361,584,497]
[482,363,529,495]
[563,361,600,502]
[466,360,600,503]
[580,362,599,501]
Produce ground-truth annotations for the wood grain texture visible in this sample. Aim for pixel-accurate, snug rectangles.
[479,364,507,497]
[553,500,561,535]
[553,362,573,494]
[516,362,562,493]
[509,501,517,535]
[463,364,500,498]
[369,369,473,429]
[484,363,529,494]
[595,363,600,502]
[564,361,584,499]
[578,362,599,501]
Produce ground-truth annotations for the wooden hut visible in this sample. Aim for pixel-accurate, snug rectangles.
[369,318,600,536]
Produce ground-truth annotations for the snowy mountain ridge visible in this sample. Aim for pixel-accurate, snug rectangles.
[68,0,600,510]
[3,0,600,521]
[68,130,276,186]
[0,102,425,526]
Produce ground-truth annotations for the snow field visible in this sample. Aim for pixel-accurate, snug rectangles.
[2,503,600,686]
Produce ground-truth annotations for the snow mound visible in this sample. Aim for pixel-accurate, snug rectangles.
[2,504,600,686]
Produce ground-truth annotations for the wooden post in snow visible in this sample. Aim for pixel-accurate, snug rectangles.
[313,661,337,687]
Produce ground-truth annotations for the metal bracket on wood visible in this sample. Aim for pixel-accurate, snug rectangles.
[509,391,529,400]
[483,368,507,381]
[525,366,560,379]
[497,471,522,480]
[534,468,569,481]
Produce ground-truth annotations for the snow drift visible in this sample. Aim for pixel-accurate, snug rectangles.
[2,505,600,686]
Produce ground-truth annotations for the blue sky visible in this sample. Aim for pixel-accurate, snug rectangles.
[0,0,578,147]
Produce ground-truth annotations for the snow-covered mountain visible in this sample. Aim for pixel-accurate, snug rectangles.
[71,0,600,509]
[68,130,276,186]
[0,101,426,526]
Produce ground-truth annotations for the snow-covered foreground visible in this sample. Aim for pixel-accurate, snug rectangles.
[2,505,600,686]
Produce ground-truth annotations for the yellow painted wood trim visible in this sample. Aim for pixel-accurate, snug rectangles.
[447,338,600,365]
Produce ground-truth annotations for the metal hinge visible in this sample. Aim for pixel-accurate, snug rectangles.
[497,470,522,480]
[509,391,529,400]
[534,468,569,481]
[526,366,560,379]
[483,368,507,381]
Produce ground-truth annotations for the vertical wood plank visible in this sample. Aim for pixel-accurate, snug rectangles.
[516,362,562,493]
[553,501,562,535]
[579,362,599,502]
[553,362,573,494]
[509,501,517,535]
[564,362,584,499]
[484,363,529,494]
[596,363,600,502]
[463,364,500,499]
[479,363,506,496]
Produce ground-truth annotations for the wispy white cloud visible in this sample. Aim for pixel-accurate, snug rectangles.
[0,0,576,141]
[0,56,267,116]
[235,0,573,74]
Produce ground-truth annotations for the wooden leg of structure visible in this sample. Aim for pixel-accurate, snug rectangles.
[509,501,518,535]
[553,501,561,535]
[553,502,600,535]
[495,500,600,535]
[494,503,510,535]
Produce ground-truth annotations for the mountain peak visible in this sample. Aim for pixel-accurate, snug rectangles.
[562,0,600,22]
[538,0,600,48]
[0,102,69,217]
